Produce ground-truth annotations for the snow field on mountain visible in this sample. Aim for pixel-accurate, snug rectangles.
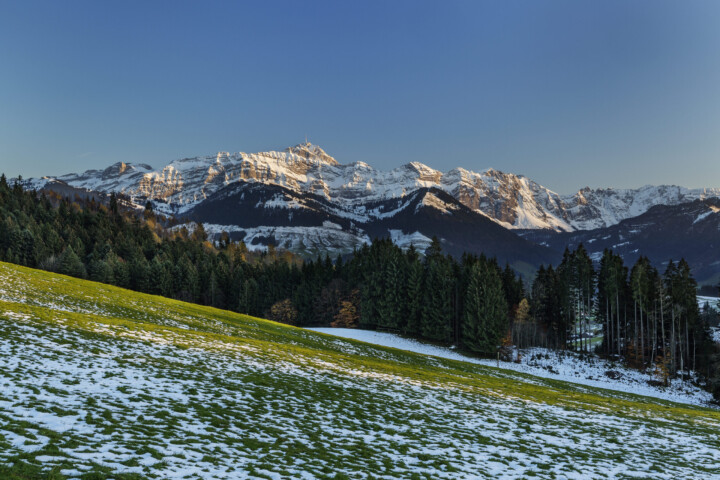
[388,230,433,251]
[23,143,720,232]
[198,222,371,257]
[1,262,720,479]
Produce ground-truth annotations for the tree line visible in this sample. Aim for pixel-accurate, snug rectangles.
[529,244,719,392]
[1,174,719,400]
[0,175,520,357]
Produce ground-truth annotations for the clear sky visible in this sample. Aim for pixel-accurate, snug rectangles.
[1,0,719,194]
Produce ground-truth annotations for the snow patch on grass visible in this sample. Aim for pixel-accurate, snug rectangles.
[1,262,720,479]
[309,328,715,407]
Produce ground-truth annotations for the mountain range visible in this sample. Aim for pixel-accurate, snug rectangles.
[20,143,720,283]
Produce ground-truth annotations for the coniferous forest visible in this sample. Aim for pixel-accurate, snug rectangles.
[1,174,719,400]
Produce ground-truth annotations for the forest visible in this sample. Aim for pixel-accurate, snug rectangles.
[1,174,719,399]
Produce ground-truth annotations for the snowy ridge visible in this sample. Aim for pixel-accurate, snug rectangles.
[561,185,720,231]
[416,191,459,215]
[21,143,720,232]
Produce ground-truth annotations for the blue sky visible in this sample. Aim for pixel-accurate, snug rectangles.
[1,0,719,193]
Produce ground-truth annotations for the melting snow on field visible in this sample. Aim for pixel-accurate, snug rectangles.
[309,328,715,407]
[2,264,720,479]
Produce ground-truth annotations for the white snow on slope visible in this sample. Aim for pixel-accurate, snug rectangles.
[239,225,370,254]
[2,264,720,479]
[388,230,433,251]
[694,210,714,224]
[4,314,716,480]
[21,143,720,231]
[698,295,720,304]
[183,222,370,255]
[308,328,714,407]
[698,296,719,312]
[416,191,459,214]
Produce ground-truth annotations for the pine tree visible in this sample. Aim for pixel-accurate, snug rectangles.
[598,250,628,357]
[378,247,406,331]
[239,278,259,315]
[556,246,594,351]
[109,192,119,216]
[58,246,86,278]
[143,201,155,221]
[531,265,562,349]
[129,256,150,293]
[630,256,654,365]
[421,253,454,342]
[89,257,114,284]
[502,263,524,312]
[462,262,508,355]
[404,257,424,335]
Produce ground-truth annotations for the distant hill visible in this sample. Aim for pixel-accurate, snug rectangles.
[520,198,720,284]
[185,183,554,269]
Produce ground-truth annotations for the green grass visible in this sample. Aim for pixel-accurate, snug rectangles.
[0,261,719,480]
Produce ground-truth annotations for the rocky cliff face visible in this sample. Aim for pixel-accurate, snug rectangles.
[19,143,720,280]
[24,142,719,232]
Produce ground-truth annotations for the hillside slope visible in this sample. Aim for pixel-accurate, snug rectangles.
[1,262,719,479]
[522,197,720,284]
[187,184,555,266]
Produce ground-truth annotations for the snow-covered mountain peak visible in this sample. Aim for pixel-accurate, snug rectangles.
[400,162,442,182]
[100,162,152,179]
[20,144,720,233]
[104,162,130,176]
[284,142,339,166]
[482,167,517,180]
[349,161,373,170]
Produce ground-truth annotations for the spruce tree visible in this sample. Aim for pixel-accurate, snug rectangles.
[421,253,454,342]
[462,262,508,355]
[404,257,424,335]
[58,246,86,278]
[239,278,259,315]
[378,247,406,331]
